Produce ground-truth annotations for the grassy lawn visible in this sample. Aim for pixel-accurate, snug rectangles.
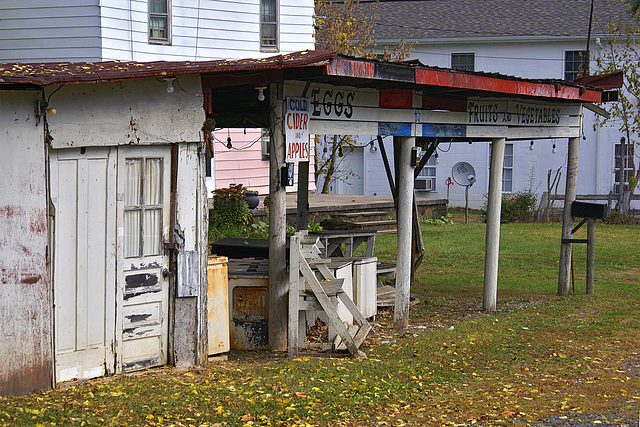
[2,213,639,426]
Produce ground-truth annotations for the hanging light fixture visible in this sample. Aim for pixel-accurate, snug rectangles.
[434,151,440,165]
[255,86,267,102]
[529,140,534,151]
[226,129,232,149]
[552,143,557,154]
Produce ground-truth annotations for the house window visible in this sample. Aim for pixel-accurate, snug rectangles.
[124,158,164,258]
[565,50,585,81]
[489,143,513,193]
[451,53,474,71]
[260,0,278,50]
[149,0,170,43]
[261,128,271,160]
[415,150,436,192]
[614,139,634,194]
[502,143,513,193]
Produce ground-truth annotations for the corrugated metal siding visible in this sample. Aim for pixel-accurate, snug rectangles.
[0,90,53,396]
[0,1,102,62]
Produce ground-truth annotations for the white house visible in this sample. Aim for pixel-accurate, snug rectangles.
[0,0,316,196]
[322,0,636,211]
[0,0,314,62]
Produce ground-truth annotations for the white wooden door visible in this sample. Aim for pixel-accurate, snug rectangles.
[116,146,171,372]
[51,148,116,383]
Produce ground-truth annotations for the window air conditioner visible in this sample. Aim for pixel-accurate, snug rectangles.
[415,177,435,191]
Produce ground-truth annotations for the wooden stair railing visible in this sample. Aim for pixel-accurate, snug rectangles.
[288,231,371,359]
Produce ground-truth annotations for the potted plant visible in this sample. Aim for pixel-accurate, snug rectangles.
[245,190,259,210]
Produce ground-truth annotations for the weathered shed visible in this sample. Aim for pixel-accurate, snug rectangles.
[0,51,608,395]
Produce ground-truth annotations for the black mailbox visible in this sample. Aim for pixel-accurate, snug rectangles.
[571,201,609,219]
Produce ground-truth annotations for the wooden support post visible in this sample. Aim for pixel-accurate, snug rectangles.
[288,233,300,356]
[296,161,310,231]
[483,137,505,313]
[268,83,288,351]
[394,135,414,331]
[586,218,595,294]
[558,137,580,296]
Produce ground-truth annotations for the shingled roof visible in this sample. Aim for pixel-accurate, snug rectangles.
[370,0,632,41]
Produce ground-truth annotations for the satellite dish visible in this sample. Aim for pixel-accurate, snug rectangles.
[451,161,477,224]
[452,161,477,187]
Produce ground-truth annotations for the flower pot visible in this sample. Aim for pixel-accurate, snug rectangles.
[246,192,259,210]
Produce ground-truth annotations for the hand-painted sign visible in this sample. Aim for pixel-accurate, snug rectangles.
[285,97,310,162]
[310,88,355,118]
[283,82,582,139]
[466,100,566,126]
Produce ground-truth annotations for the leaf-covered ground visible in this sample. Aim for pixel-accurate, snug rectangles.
[2,218,639,426]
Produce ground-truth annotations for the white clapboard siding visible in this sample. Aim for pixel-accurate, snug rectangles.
[1,0,314,63]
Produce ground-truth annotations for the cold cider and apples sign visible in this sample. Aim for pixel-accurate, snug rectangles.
[285,97,310,162]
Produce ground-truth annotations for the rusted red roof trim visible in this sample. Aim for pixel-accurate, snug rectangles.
[323,56,602,103]
[415,68,601,103]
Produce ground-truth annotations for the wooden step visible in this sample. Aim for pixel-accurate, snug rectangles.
[348,219,397,232]
[301,278,345,296]
[377,262,396,276]
[377,229,397,235]
[336,210,391,222]
[340,210,389,217]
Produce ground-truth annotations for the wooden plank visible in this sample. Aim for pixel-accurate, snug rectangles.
[309,120,378,136]
[288,233,300,357]
[301,278,345,296]
[507,126,580,139]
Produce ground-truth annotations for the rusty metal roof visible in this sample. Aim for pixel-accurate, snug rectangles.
[0,49,607,103]
[0,50,338,86]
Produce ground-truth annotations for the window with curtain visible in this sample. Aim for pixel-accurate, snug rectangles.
[149,0,170,43]
[124,158,163,258]
[260,0,278,50]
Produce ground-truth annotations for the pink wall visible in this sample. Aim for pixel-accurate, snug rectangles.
[214,128,315,195]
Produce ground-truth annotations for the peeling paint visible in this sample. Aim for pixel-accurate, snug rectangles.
[20,275,40,285]
[123,272,161,300]
[231,286,269,350]
[125,273,159,289]
[0,205,23,218]
[125,313,153,323]
[29,212,47,234]
[122,356,159,372]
